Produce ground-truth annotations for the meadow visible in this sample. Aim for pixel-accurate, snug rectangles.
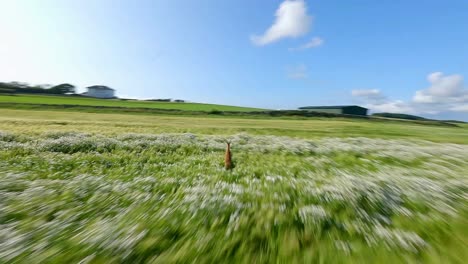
[0,94,264,112]
[0,109,467,263]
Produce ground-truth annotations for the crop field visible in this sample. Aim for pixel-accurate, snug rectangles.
[0,95,264,112]
[0,109,467,263]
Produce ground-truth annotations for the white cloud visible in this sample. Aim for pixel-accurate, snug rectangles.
[450,105,468,112]
[351,73,468,116]
[290,37,324,51]
[286,64,308,79]
[352,89,415,114]
[364,101,415,114]
[351,89,381,97]
[413,72,467,104]
[412,91,434,104]
[301,37,324,48]
[351,89,387,105]
[251,0,312,46]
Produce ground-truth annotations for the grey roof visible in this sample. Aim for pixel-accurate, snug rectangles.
[299,105,367,110]
[87,85,115,91]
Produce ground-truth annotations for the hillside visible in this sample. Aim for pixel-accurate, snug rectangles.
[372,112,428,120]
[0,94,264,112]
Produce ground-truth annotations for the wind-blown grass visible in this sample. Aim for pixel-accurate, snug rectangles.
[1,109,467,144]
[1,132,467,263]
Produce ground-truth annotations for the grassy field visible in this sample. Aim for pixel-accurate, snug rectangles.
[1,109,467,263]
[1,109,467,143]
[0,94,265,112]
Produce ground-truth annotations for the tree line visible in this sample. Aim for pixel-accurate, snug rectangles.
[0,81,188,103]
[0,82,76,95]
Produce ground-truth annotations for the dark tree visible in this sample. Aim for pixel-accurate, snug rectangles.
[48,83,76,94]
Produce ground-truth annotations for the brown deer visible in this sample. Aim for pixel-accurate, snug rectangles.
[224,141,233,170]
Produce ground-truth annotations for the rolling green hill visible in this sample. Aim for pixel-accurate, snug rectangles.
[0,94,265,112]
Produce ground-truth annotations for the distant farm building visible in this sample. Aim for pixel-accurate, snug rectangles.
[299,105,368,116]
[84,86,115,99]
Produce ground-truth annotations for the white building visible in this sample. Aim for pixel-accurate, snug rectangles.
[85,86,115,99]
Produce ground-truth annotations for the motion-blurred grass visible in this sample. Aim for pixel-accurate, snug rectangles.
[0,109,467,263]
[1,109,467,143]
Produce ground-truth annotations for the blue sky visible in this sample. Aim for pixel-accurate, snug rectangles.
[1,0,467,120]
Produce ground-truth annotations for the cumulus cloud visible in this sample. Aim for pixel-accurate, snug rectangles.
[365,101,415,114]
[289,37,324,51]
[251,0,312,46]
[286,64,308,79]
[413,72,468,104]
[352,89,414,114]
[351,89,387,103]
[450,105,468,112]
[351,72,468,116]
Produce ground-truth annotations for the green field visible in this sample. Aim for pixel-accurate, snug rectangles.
[1,109,467,143]
[0,94,265,112]
[1,109,467,263]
